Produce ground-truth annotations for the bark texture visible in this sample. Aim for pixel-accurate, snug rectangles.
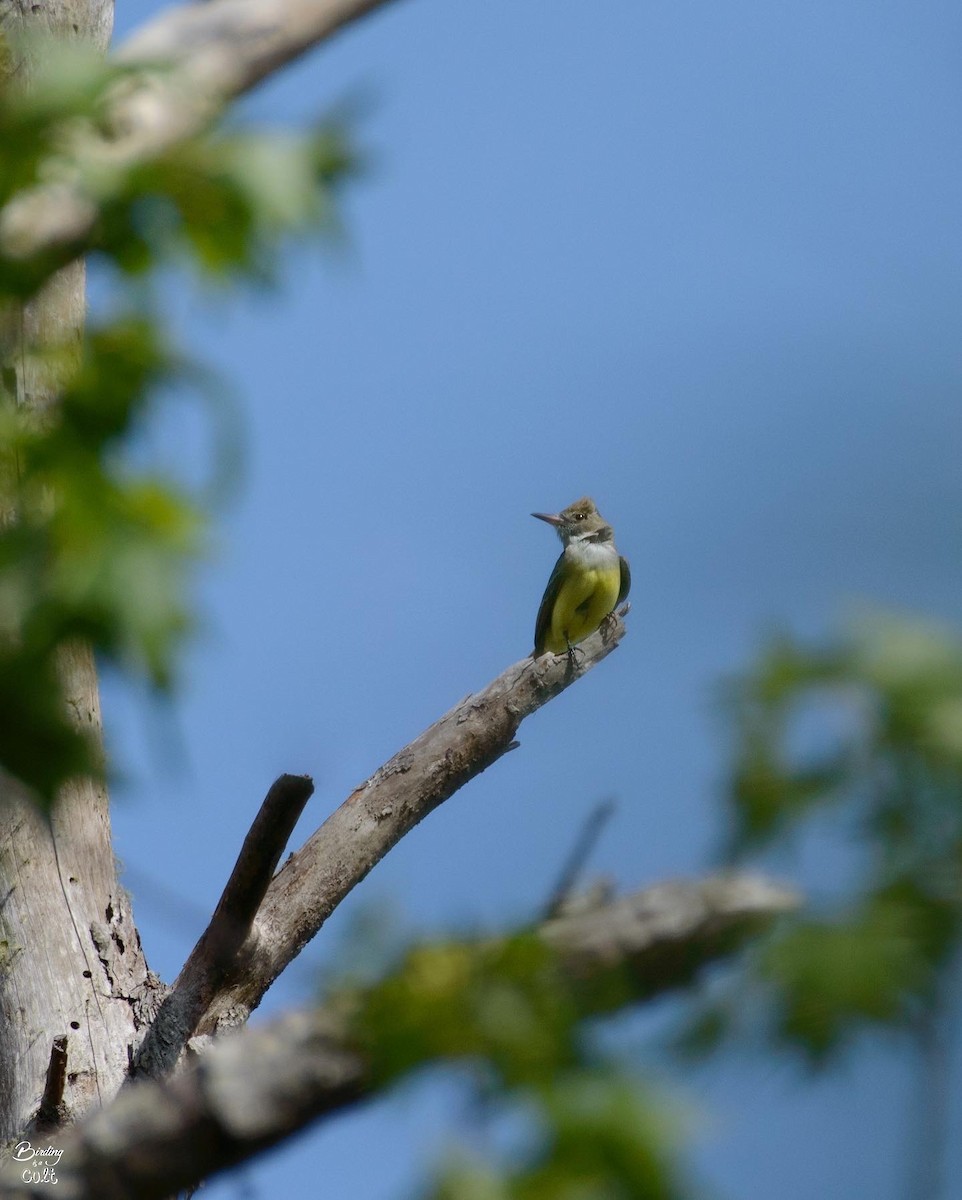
[0,875,798,1200]
[0,0,159,1145]
[194,613,630,1038]
[133,774,314,1080]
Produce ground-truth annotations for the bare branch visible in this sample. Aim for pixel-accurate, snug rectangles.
[197,613,630,1035]
[117,0,394,93]
[0,874,798,1200]
[132,774,314,1080]
[541,873,799,1000]
[34,1036,68,1133]
[0,0,403,264]
[542,797,616,920]
[0,1009,362,1200]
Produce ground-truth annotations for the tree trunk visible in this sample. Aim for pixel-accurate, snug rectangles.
[0,0,158,1143]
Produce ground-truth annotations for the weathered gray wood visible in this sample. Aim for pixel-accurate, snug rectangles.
[0,0,402,264]
[0,541,161,1146]
[0,1,162,1145]
[195,612,632,1036]
[132,774,314,1081]
[0,874,798,1200]
[0,0,112,70]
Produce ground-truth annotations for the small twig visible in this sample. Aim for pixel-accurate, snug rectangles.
[35,1035,68,1131]
[132,773,314,1080]
[542,798,616,920]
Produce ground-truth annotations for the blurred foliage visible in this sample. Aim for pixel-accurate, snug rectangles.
[0,319,197,796]
[680,613,962,1063]
[2,24,958,1200]
[318,617,962,1200]
[0,34,356,805]
[345,934,690,1200]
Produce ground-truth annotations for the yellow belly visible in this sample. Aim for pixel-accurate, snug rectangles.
[545,564,622,654]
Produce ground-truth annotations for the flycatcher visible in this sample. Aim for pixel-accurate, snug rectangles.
[532,496,630,658]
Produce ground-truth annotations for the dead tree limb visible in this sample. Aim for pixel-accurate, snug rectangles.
[0,0,404,264]
[0,873,799,1200]
[132,774,314,1080]
[34,1036,69,1133]
[195,611,630,1037]
[117,0,395,93]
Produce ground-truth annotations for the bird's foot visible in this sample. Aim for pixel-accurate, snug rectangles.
[564,639,585,672]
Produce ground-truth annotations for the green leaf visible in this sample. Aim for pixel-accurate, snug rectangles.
[762,892,947,1060]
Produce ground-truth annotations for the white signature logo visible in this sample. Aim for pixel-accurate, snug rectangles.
[14,1141,63,1185]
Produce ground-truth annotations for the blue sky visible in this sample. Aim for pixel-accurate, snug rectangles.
[102,0,962,1196]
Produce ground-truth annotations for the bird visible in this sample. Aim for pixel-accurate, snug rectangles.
[531,496,630,658]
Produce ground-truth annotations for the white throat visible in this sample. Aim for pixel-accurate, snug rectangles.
[566,537,617,566]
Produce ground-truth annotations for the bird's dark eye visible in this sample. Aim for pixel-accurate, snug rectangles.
[575,512,586,521]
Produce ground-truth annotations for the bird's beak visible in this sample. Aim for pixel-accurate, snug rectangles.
[531,511,564,527]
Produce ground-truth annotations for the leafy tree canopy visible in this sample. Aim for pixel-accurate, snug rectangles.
[0,34,353,803]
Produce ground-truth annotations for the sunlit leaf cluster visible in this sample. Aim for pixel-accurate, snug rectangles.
[0,38,355,293]
[349,934,688,1200]
[426,1077,682,1200]
[0,34,356,804]
[0,319,199,797]
[706,613,962,1059]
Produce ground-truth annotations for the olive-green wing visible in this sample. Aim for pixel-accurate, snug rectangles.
[617,556,631,605]
[533,552,566,656]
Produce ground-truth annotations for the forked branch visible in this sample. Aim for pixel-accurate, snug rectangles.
[0,873,798,1200]
[133,773,314,1080]
[194,610,630,1037]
